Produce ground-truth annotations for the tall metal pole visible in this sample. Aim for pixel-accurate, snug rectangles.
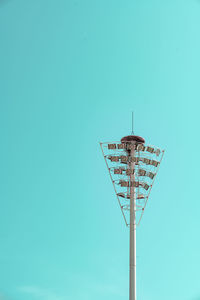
[129,143,136,300]
[100,136,163,300]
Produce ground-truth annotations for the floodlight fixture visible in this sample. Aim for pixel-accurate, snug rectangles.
[100,131,164,300]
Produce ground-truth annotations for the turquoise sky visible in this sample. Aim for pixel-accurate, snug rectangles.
[0,0,200,299]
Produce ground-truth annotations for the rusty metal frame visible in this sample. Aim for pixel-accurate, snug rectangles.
[100,142,128,226]
[137,150,165,226]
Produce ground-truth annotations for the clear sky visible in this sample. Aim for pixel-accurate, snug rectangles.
[0,0,200,300]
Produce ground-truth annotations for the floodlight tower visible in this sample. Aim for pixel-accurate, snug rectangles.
[100,133,164,300]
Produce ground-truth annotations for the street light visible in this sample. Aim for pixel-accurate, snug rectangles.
[100,134,164,300]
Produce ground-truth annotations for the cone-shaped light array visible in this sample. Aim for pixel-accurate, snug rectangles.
[100,137,164,226]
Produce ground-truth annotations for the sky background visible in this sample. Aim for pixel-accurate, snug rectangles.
[0,0,200,299]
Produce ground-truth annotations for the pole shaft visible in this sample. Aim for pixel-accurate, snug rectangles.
[129,145,136,300]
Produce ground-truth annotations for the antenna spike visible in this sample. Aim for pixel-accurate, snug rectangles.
[131,111,134,135]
